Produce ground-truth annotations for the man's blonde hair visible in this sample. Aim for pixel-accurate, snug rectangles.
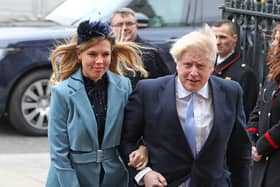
[170,24,217,64]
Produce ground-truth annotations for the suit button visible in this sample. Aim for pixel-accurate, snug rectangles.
[268,113,271,118]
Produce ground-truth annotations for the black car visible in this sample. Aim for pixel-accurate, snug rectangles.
[0,0,222,135]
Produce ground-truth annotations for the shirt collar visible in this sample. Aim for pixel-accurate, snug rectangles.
[216,50,234,65]
[176,76,210,100]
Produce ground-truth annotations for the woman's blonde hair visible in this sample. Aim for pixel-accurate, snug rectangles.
[50,25,148,84]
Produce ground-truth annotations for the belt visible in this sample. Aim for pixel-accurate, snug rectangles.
[70,147,119,164]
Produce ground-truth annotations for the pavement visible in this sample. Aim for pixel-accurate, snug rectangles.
[0,153,49,187]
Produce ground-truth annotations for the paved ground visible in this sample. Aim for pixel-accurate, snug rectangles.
[0,153,49,187]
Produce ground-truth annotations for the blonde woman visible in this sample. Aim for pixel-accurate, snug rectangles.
[46,20,147,187]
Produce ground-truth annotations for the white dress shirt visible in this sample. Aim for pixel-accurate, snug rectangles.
[176,76,213,153]
[135,76,214,186]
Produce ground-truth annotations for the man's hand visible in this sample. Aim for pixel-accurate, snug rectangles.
[128,145,148,170]
[143,170,167,187]
[252,146,262,162]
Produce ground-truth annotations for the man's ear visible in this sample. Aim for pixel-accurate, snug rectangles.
[233,34,238,43]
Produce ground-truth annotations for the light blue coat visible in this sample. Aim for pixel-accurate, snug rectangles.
[46,69,131,187]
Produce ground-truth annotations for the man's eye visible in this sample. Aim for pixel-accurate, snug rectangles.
[184,64,192,68]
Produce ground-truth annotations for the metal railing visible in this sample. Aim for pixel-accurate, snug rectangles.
[221,0,280,84]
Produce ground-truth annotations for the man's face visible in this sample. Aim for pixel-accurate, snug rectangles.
[176,47,214,92]
[212,24,237,58]
[111,13,137,42]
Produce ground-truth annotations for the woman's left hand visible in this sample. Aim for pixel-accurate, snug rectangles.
[252,146,262,162]
[128,145,148,170]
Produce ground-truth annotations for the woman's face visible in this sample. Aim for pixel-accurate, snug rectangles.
[272,30,280,50]
[78,39,111,82]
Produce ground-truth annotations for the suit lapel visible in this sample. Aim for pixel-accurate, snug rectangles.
[198,77,226,156]
[68,69,99,146]
[160,75,194,157]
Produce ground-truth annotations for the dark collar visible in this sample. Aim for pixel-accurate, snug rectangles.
[83,73,108,91]
[214,52,241,75]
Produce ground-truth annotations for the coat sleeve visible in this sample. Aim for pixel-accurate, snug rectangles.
[227,85,251,187]
[247,91,262,145]
[120,82,146,179]
[256,121,280,155]
[239,69,259,120]
[48,87,80,187]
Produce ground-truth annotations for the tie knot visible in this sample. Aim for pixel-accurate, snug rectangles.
[189,93,195,100]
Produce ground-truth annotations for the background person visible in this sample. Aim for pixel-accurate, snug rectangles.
[110,7,173,88]
[247,23,280,187]
[46,20,147,187]
[120,24,251,187]
[212,19,259,121]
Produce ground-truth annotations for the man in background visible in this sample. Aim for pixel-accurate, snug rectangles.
[212,19,259,120]
[110,7,174,88]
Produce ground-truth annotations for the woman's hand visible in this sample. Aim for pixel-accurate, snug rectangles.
[128,145,148,170]
[252,146,262,162]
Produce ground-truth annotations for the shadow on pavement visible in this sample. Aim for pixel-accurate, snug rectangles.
[0,116,23,136]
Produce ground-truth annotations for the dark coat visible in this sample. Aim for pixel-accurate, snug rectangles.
[247,81,280,187]
[212,52,259,120]
[121,75,251,187]
[125,35,172,89]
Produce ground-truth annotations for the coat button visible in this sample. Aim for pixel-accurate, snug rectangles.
[268,113,271,117]
[266,156,269,161]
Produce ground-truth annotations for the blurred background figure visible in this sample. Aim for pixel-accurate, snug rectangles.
[110,7,173,88]
[212,19,259,121]
[247,23,280,187]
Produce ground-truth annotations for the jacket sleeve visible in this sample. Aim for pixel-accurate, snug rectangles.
[256,121,280,155]
[227,85,251,187]
[239,69,259,120]
[120,81,145,179]
[48,87,80,187]
[247,91,262,145]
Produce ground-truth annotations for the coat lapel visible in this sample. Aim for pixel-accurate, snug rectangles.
[102,71,127,147]
[198,77,226,156]
[68,69,99,147]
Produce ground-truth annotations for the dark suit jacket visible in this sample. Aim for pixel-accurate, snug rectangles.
[120,75,251,187]
[212,52,259,121]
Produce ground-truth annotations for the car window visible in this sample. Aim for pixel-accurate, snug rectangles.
[129,0,223,27]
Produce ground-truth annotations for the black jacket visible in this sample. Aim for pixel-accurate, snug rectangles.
[125,35,172,89]
[212,52,259,121]
[247,81,280,187]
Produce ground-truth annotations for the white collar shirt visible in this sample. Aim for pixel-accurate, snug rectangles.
[176,76,214,153]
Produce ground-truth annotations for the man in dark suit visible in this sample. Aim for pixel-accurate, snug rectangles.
[110,8,174,88]
[120,25,251,187]
[212,19,259,121]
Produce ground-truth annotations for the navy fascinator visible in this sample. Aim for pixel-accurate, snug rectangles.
[77,20,112,44]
